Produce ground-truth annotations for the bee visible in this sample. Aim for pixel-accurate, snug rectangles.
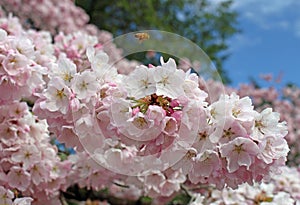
[134,32,150,43]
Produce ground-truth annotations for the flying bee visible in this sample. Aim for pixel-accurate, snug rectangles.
[134,32,150,43]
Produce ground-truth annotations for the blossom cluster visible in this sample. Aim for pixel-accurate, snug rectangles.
[34,39,290,199]
[0,16,73,204]
[199,76,300,166]
[0,0,95,35]
[0,102,72,204]
[0,185,33,205]
[189,166,300,205]
[237,83,300,166]
[0,1,296,204]
[0,26,46,103]
[66,151,116,191]
[0,0,140,74]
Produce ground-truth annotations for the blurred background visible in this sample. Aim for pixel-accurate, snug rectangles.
[75,0,300,88]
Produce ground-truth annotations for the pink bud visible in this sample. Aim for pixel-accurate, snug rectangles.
[170,99,180,108]
[94,43,103,49]
[132,107,140,116]
[148,64,155,68]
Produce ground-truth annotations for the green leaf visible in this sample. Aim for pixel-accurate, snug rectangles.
[168,193,191,205]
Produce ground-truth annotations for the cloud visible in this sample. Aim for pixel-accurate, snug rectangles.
[209,0,300,37]
[234,0,300,38]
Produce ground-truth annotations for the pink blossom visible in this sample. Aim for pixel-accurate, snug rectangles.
[189,150,221,183]
[12,36,35,59]
[140,170,166,197]
[146,105,166,125]
[87,46,109,70]
[13,197,33,205]
[162,117,178,136]
[183,71,208,101]
[220,137,260,173]
[2,53,29,76]
[172,148,198,175]
[40,77,71,114]
[153,58,185,98]
[160,169,186,197]
[258,135,289,164]
[7,102,27,119]
[0,186,14,205]
[0,122,18,146]
[126,65,156,99]
[11,144,41,169]
[252,108,288,140]
[209,117,247,144]
[52,55,77,85]
[7,167,30,191]
[30,163,48,185]
[228,93,256,122]
[0,28,7,40]
[71,70,99,101]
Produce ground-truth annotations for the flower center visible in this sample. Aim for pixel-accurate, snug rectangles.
[131,94,183,116]
[234,144,244,154]
[222,127,235,139]
[133,117,148,129]
[56,88,65,99]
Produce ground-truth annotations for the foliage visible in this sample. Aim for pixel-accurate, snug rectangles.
[75,0,240,83]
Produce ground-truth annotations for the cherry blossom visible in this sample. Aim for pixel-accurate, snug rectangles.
[0,186,33,205]
[189,150,221,184]
[252,108,288,141]
[190,166,300,205]
[126,65,156,99]
[0,3,296,204]
[154,58,185,98]
[0,186,14,205]
[51,55,77,85]
[0,102,72,204]
[220,137,260,173]
[71,70,99,100]
[13,197,33,205]
[32,35,290,197]
[0,28,45,103]
[39,77,71,114]
[11,144,41,169]
[257,135,289,164]
[7,167,31,192]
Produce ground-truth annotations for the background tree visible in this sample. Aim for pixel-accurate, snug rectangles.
[75,0,240,84]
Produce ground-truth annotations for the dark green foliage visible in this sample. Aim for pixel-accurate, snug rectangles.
[168,193,191,205]
[76,0,239,83]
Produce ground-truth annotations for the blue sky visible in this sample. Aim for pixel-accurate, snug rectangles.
[212,0,300,87]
